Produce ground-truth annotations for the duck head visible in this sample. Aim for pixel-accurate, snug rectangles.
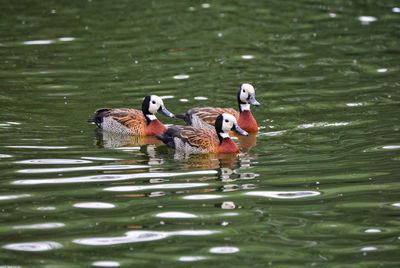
[237,83,260,112]
[142,95,174,123]
[215,113,248,143]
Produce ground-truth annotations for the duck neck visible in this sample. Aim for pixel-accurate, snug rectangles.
[238,110,258,132]
[239,103,250,112]
[218,138,239,154]
[217,132,230,144]
[144,113,157,125]
[146,118,166,135]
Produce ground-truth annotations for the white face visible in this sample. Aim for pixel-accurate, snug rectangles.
[221,113,237,133]
[239,83,255,103]
[148,95,164,114]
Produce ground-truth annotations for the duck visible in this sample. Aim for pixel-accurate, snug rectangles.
[156,113,248,154]
[175,83,260,133]
[88,95,174,135]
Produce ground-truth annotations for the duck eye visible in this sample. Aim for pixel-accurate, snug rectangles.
[152,100,156,104]
[224,119,229,123]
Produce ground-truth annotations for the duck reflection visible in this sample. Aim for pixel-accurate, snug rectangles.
[95,130,163,148]
[173,152,239,170]
[235,132,257,153]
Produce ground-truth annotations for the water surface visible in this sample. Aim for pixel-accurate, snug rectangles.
[1,0,400,267]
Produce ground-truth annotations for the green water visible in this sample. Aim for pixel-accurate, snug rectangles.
[1,0,400,267]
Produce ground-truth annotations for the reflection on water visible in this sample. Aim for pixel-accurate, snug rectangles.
[95,130,163,148]
[1,0,399,266]
[3,241,62,252]
[74,230,219,246]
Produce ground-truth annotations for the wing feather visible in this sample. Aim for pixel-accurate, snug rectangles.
[178,126,218,150]
[188,107,239,126]
[108,109,146,128]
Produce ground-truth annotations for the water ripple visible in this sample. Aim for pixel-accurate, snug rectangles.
[17,164,148,174]
[92,261,120,267]
[155,212,198,218]
[179,256,206,262]
[13,222,65,229]
[105,183,208,192]
[209,246,240,254]
[73,230,218,246]
[74,202,115,209]
[13,170,217,185]
[297,122,350,129]
[15,159,92,164]
[183,194,223,200]
[3,241,62,252]
[0,194,30,201]
[6,145,68,150]
[245,191,320,199]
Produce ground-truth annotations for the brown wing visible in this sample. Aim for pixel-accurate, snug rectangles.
[106,109,146,128]
[188,107,239,126]
[178,126,219,150]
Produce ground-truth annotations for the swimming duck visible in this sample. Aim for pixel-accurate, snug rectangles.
[88,95,174,135]
[156,113,248,154]
[175,83,260,132]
